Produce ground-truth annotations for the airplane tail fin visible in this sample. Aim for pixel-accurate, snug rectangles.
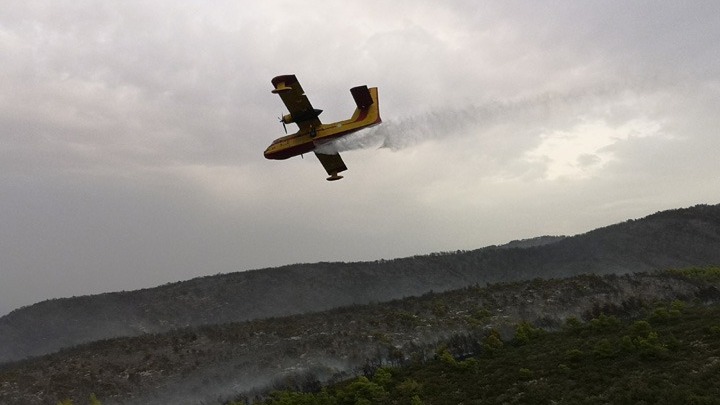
[350,85,374,109]
[347,85,381,127]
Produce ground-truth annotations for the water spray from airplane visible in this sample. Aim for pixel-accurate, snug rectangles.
[315,86,647,157]
[315,98,537,154]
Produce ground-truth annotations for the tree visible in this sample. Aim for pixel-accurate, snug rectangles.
[593,338,616,359]
[483,329,504,355]
[514,322,543,345]
[337,376,388,405]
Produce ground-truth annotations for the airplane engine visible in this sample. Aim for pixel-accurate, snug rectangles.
[282,108,323,124]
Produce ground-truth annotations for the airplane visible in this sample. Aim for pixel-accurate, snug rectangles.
[264,74,381,181]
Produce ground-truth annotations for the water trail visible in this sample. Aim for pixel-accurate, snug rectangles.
[315,105,493,154]
[314,84,644,159]
[314,91,597,155]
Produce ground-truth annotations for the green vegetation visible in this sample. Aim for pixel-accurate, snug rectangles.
[56,394,101,405]
[249,303,720,405]
[669,265,720,283]
[7,268,720,404]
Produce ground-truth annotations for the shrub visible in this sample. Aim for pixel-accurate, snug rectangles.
[590,314,621,331]
[621,335,636,351]
[396,378,422,398]
[593,338,617,359]
[338,376,389,405]
[518,368,534,380]
[372,367,392,388]
[438,349,457,366]
[566,348,584,363]
[670,300,686,311]
[564,317,583,334]
[635,331,668,359]
[410,395,425,405]
[514,322,543,345]
[631,321,652,337]
[483,329,504,353]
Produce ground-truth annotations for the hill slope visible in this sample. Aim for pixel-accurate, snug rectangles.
[2,270,720,404]
[1,204,720,363]
[260,295,720,405]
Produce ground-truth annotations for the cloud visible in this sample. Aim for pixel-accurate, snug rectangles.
[523,118,662,180]
[1,1,720,315]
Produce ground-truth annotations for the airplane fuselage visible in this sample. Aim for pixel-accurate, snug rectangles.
[264,87,381,160]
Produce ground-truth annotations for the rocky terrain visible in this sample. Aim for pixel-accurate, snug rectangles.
[1,204,720,404]
[1,270,719,404]
[2,204,720,364]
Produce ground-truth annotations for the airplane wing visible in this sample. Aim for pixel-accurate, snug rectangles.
[271,75,322,132]
[314,152,348,181]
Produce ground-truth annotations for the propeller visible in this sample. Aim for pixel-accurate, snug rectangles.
[278,115,287,134]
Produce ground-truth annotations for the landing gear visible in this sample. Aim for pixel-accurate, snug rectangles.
[326,172,343,181]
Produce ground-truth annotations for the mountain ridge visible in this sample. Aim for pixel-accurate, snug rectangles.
[2,270,719,404]
[2,203,720,364]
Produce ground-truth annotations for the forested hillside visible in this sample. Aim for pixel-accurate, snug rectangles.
[1,204,720,363]
[1,269,719,404]
[257,293,720,405]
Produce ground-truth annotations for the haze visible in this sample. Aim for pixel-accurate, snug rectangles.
[2,1,719,316]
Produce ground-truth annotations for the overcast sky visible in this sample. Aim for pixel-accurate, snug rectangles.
[1,1,719,315]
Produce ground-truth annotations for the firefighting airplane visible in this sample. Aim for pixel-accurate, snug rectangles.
[263,74,381,181]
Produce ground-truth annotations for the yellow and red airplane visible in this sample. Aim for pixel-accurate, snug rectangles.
[264,74,381,181]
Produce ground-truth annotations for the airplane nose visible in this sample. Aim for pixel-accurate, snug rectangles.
[263,146,274,160]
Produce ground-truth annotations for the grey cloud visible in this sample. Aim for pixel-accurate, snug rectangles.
[2,2,719,315]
